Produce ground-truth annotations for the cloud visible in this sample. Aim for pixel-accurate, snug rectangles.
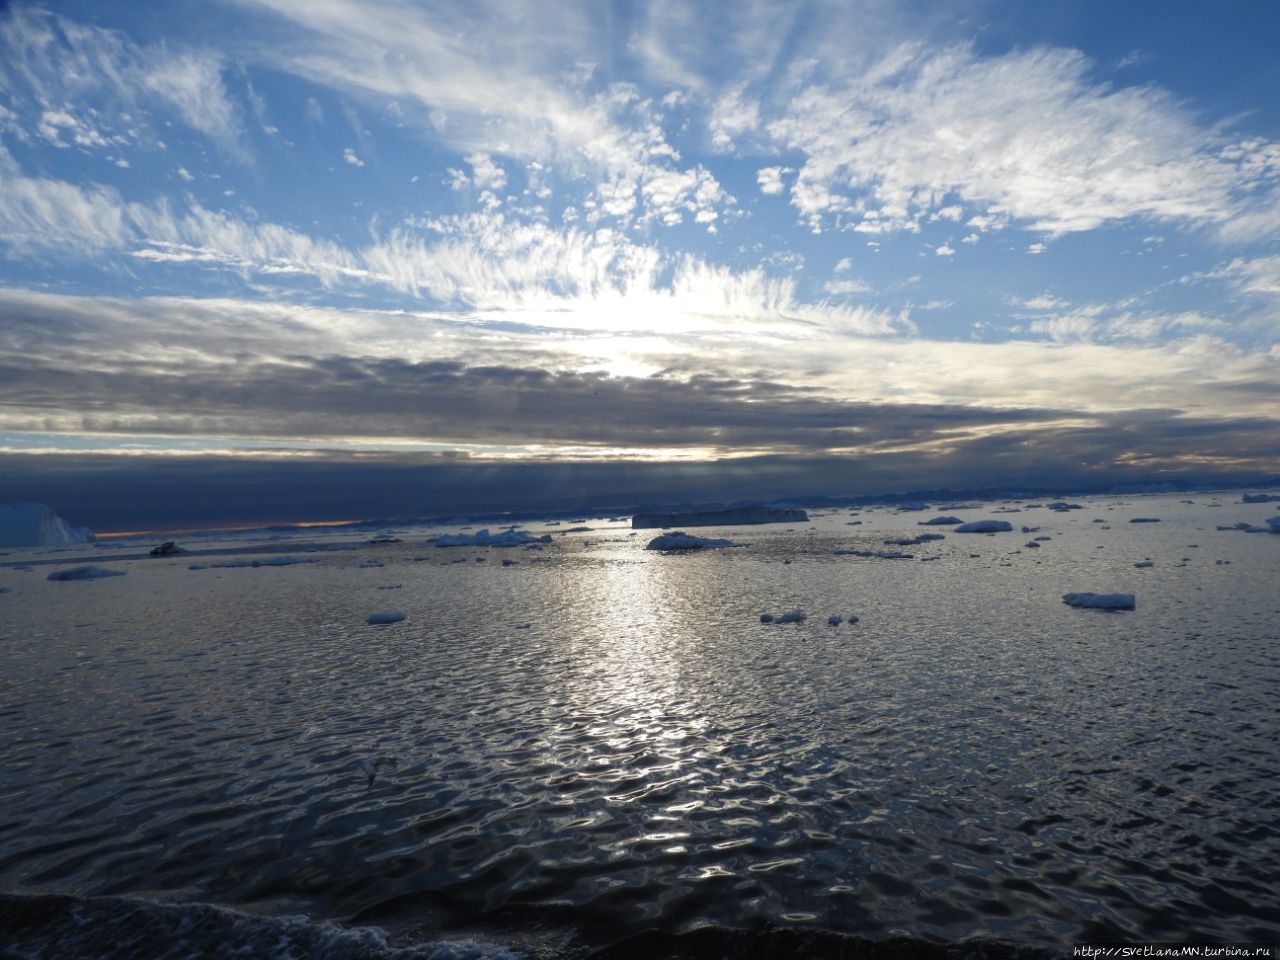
[343,147,364,166]
[235,0,732,229]
[754,40,1280,239]
[0,6,246,160]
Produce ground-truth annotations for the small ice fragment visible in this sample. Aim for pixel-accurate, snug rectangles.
[46,565,126,581]
[760,613,775,623]
[1024,541,1041,548]
[828,615,843,626]
[366,611,406,625]
[776,609,806,623]
[919,516,962,525]
[1062,592,1136,610]
[1134,560,1154,568]
[847,614,860,624]
[1130,518,1161,523]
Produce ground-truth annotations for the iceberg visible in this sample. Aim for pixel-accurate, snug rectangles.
[1062,592,1136,610]
[954,520,1014,533]
[645,531,737,550]
[1242,493,1280,503]
[46,565,125,581]
[434,529,552,547]
[366,611,406,625]
[0,502,95,547]
[632,504,807,529]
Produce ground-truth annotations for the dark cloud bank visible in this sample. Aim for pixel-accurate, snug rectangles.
[3,433,1276,534]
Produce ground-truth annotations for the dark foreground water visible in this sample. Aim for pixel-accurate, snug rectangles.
[2,494,1278,958]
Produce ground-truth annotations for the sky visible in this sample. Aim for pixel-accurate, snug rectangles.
[1,0,1279,531]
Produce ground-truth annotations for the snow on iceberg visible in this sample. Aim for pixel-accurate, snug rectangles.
[1062,592,1136,610]
[434,529,552,547]
[0,503,95,547]
[366,611,406,625]
[46,565,125,581]
[954,520,1014,533]
[645,531,737,550]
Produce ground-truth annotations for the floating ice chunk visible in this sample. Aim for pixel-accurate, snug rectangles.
[759,613,775,623]
[828,615,843,625]
[0,502,95,547]
[645,531,737,550]
[1024,541,1041,548]
[1242,493,1280,503]
[919,516,962,525]
[954,520,1014,533]
[358,559,383,568]
[1134,560,1154,568]
[46,565,125,581]
[1130,518,1161,523]
[915,533,945,541]
[776,609,806,623]
[434,528,552,547]
[0,585,10,593]
[1268,517,1280,533]
[366,611,406,625]
[835,549,913,559]
[1062,592,1136,610]
[205,556,316,569]
[501,559,518,566]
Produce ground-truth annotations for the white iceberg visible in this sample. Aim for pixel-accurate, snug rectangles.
[434,528,552,547]
[0,502,95,547]
[1062,592,1136,610]
[645,531,737,550]
[955,520,1014,533]
[366,611,406,625]
[46,565,125,581]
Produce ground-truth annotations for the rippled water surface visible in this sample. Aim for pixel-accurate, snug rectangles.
[2,494,1279,955]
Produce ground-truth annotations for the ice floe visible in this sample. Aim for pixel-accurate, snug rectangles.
[919,515,962,525]
[434,529,552,547]
[632,504,807,529]
[366,611,406,625]
[834,549,913,559]
[1062,592,1136,610]
[954,520,1014,533]
[646,531,737,550]
[46,565,125,581]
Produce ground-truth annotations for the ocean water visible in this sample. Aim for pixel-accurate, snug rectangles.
[1,493,1278,959]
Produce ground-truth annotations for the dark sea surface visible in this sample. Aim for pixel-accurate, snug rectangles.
[2,494,1278,958]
